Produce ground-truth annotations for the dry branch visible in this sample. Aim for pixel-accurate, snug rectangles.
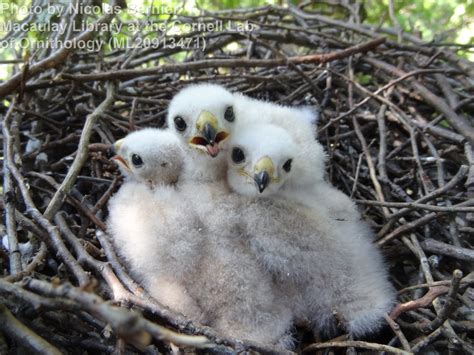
[420,239,474,262]
[43,83,116,220]
[2,101,22,275]
[302,340,412,354]
[0,304,62,355]
[61,37,385,82]
[0,5,118,98]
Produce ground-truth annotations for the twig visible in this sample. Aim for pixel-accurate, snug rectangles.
[2,100,22,275]
[61,38,385,82]
[0,279,78,312]
[377,165,469,239]
[408,236,470,352]
[4,124,90,286]
[319,68,456,133]
[417,270,463,334]
[92,176,121,214]
[420,239,474,262]
[0,303,62,355]
[93,231,146,298]
[410,327,443,353]
[397,272,474,294]
[390,286,450,319]
[351,89,390,216]
[302,340,412,354]
[364,57,474,145]
[0,5,118,98]
[54,213,131,301]
[29,171,108,231]
[384,314,411,352]
[44,82,116,220]
[355,199,474,213]
[23,278,211,349]
[4,241,48,283]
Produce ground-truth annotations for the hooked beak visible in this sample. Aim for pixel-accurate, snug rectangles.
[189,111,230,158]
[253,156,275,193]
[113,138,124,153]
[111,138,129,170]
[254,170,270,193]
[111,155,130,171]
[202,122,217,145]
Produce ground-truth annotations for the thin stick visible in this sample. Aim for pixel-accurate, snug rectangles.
[24,278,211,348]
[0,5,118,97]
[61,38,386,82]
[411,327,443,353]
[0,304,62,355]
[2,100,22,275]
[302,340,412,354]
[319,68,455,133]
[4,241,48,283]
[356,199,474,213]
[384,314,411,352]
[418,270,463,333]
[420,239,474,262]
[4,130,90,286]
[390,286,449,319]
[44,82,116,220]
[364,57,474,145]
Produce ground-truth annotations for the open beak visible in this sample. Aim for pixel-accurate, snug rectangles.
[111,138,130,170]
[202,122,217,145]
[111,155,130,171]
[253,156,275,193]
[189,111,230,158]
[113,138,124,153]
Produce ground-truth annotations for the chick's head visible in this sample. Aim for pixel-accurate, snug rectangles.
[112,128,184,187]
[227,123,296,197]
[167,84,236,158]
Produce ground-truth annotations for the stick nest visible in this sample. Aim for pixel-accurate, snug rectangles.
[1,3,473,354]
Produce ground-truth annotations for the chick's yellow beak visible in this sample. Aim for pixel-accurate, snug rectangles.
[196,111,218,137]
[111,155,130,171]
[189,111,230,158]
[113,138,124,153]
[253,156,276,193]
[111,138,130,170]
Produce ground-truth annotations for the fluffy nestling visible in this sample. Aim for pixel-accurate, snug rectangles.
[167,84,236,183]
[111,128,183,186]
[167,85,294,346]
[233,93,360,222]
[107,128,205,321]
[227,122,395,338]
[185,196,295,348]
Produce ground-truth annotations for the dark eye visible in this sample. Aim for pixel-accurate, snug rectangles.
[283,159,292,172]
[174,116,187,132]
[224,106,235,122]
[232,147,245,163]
[131,154,143,167]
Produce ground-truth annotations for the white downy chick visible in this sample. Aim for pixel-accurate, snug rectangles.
[186,196,295,348]
[233,94,325,187]
[233,93,360,222]
[227,122,395,338]
[227,122,297,197]
[107,128,205,321]
[111,128,183,187]
[167,85,294,347]
[167,84,236,183]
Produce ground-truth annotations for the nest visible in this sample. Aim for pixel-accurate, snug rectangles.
[1,3,473,354]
